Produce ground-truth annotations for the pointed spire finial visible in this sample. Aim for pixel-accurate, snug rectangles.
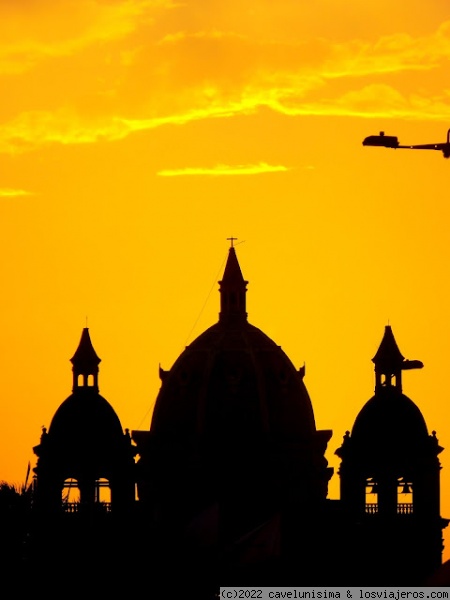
[219,242,248,324]
[372,325,404,368]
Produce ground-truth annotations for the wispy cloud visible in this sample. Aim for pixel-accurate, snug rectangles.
[2,84,450,155]
[157,163,290,176]
[271,84,450,121]
[0,104,253,153]
[0,188,33,197]
[2,19,450,153]
[0,0,175,74]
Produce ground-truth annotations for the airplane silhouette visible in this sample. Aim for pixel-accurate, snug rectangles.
[363,129,450,159]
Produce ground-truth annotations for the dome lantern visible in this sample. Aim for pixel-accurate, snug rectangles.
[372,325,423,393]
[70,327,101,391]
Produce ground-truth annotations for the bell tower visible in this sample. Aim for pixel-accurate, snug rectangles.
[336,326,448,584]
[33,328,135,516]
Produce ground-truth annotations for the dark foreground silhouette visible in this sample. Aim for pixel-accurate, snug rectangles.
[5,245,448,595]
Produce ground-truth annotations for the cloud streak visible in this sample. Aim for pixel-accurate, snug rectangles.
[157,163,290,176]
[0,189,33,197]
[2,82,450,155]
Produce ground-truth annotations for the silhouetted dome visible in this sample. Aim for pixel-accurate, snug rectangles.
[48,388,124,452]
[351,387,428,458]
[151,246,317,444]
[345,324,429,465]
[44,328,126,462]
[33,329,136,512]
[151,320,315,441]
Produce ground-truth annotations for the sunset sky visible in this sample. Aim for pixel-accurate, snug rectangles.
[2,0,450,557]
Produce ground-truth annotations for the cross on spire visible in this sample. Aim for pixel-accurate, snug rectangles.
[227,237,238,248]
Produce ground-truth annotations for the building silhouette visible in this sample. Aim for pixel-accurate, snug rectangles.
[30,244,448,588]
[335,325,447,584]
[31,328,136,583]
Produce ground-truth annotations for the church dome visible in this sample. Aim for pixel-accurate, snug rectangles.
[352,388,428,450]
[346,326,428,464]
[41,328,126,469]
[151,246,316,442]
[33,328,136,512]
[151,320,315,440]
[48,389,124,453]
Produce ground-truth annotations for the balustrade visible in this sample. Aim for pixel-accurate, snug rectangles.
[63,501,112,513]
[365,503,413,515]
[397,503,413,514]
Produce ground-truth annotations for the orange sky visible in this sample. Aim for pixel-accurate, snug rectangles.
[2,0,450,558]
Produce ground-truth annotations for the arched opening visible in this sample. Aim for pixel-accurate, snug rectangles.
[397,478,413,514]
[87,374,95,387]
[95,478,111,511]
[365,477,378,514]
[63,478,80,512]
[380,373,393,387]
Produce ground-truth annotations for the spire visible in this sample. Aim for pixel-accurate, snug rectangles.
[219,242,248,324]
[70,328,101,391]
[372,325,404,371]
[372,325,423,392]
